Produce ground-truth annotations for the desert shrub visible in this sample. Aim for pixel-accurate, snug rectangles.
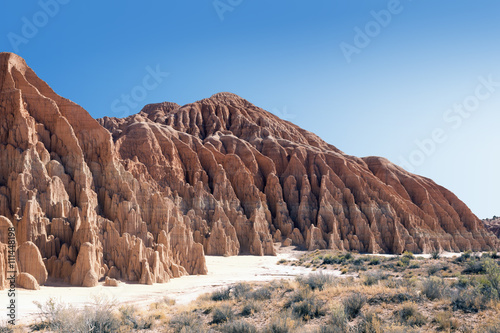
[352,258,364,266]
[119,305,154,330]
[34,296,120,333]
[462,258,485,274]
[431,250,441,259]
[278,258,288,264]
[450,287,483,313]
[232,283,252,299]
[322,253,353,265]
[384,324,420,333]
[297,272,334,291]
[211,287,232,301]
[427,264,445,276]
[477,318,500,333]
[211,305,234,324]
[453,275,472,289]
[249,286,273,300]
[421,276,445,300]
[354,311,383,333]
[0,322,13,333]
[394,302,426,327]
[169,312,204,333]
[432,311,458,331]
[362,270,386,286]
[482,257,500,295]
[342,292,366,319]
[264,312,298,333]
[454,250,473,263]
[241,301,259,317]
[160,296,176,306]
[220,319,258,333]
[368,257,381,265]
[397,256,410,268]
[402,251,415,260]
[291,295,325,321]
[284,288,308,308]
[318,305,348,333]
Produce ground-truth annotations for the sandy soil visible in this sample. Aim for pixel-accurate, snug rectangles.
[8,246,335,325]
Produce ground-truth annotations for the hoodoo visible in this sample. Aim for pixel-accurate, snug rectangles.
[0,52,498,288]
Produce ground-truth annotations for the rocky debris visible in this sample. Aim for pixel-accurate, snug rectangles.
[16,241,47,286]
[483,216,500,238]
[16,272,40,290]
[104,276,119,287]
[0,52,498,289]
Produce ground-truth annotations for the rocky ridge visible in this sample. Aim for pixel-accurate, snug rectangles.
[0,53,206,290]
[0,53,498,289]
[483,216,500,239]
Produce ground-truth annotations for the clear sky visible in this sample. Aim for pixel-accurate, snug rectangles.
[1,0,499,219]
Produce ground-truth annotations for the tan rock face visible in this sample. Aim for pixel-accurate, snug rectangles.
[99,93,499,256]
[0,52,207,288]
[17,272,40,290]
[0,53,498,289]
[16,241,47,285]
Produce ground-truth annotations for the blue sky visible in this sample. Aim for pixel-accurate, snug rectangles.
[1,0,499,218]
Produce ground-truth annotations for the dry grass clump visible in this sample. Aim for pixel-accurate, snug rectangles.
[20,251,500,332]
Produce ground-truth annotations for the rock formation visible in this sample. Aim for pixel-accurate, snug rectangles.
[0,52,498,289]
[0,53,207,289]
[483,216,500,239]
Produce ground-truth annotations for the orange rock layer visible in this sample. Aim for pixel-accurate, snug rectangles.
[0,53,498,288]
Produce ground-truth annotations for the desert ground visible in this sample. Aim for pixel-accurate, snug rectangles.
[12,246,326,325]
[4,247,500,332]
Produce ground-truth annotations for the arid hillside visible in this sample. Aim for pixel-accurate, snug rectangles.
[0,52,498,289]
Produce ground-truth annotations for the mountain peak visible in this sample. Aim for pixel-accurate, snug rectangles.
[209,92,245,100]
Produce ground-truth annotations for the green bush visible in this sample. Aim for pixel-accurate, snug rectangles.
[455,250,473,263]
[397,256,411,268]
[322,253,353,265]
[219,320,258,333]
[402,251,415,260]
[342,292,366,319]
[483,257,500,295]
